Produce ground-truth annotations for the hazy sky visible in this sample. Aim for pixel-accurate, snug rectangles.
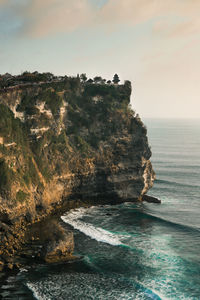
[0,0,200,118]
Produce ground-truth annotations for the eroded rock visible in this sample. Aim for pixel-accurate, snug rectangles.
[40,220,74,263]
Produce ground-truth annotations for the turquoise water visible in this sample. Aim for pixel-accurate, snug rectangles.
[2,119,200,299]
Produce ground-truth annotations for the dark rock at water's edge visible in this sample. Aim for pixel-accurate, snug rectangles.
[0,217,75,272]
[142,195,161,203]
[24,218,75,264]
[0,72,155,270]
[35,219,75,264]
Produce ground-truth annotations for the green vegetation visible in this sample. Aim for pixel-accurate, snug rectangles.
[16,190,29,203]
[93,76,104,84]
[0,158,14,196]
[16,93,36,112]
[0,71,148,202]
[39,89,62,116]
[0,104,15,137]
[17,89,63,117]
[80,73,87,83]
[0,104,27,146]
[73,135,90,154]
[27,157,41,186]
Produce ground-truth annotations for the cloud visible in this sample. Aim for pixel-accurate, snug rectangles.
[1,0,200,38]
[99,0,200,37]
[153,19,200,38]
[20,0,94,37]
[0,0,5,4]
[99,0,161,25]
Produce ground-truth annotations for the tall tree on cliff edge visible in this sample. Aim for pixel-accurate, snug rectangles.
[80,73,87,83]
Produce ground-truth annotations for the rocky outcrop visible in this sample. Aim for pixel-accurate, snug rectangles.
[142,195,161,203]
[0,75,155,270]
[27,219,74,264]
[42,231,74,264]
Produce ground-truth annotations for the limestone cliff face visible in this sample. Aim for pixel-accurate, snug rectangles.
[0,76,155,268]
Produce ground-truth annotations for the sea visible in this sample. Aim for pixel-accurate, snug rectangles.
[1,119,200,300]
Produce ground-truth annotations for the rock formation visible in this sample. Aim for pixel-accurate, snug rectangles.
[0,74,155,270]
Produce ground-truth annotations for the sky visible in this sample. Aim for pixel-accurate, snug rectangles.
[0,0,200,118]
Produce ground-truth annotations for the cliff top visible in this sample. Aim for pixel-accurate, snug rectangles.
[0,71,131,91]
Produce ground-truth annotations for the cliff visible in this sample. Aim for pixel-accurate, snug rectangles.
[0,74,155,270]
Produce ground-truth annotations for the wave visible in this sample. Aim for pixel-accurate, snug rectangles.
[26,282,49,300]
[113,203,200,233]
[83,257,163,300]
[61,208,123,246]
[139,209,200,234]
[61,206,200,249]
[155,178,200,189]
[134,281,165,300]
[154,163,200,169]
[27,270,165,300]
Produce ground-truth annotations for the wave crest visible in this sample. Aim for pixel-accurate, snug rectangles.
[61,208,123,246]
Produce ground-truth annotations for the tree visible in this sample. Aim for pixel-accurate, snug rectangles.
[93,76,103,84]
[44,72,54,81]
[80,73,87,83]
[87,78,93,84]
[112,74,120,84]
[107,80,111,85]
[124,80,132,94]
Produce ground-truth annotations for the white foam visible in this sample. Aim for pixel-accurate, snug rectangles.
[19,267,28,273]
[135,279,169,300]
[61,208,123,246]
[27,282,50,300]
[26,273,146,300]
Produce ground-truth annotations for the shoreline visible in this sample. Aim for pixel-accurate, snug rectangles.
[0,194,161,299]
[0,194,160,273]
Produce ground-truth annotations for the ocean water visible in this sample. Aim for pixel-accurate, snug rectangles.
[1,119,200,299]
